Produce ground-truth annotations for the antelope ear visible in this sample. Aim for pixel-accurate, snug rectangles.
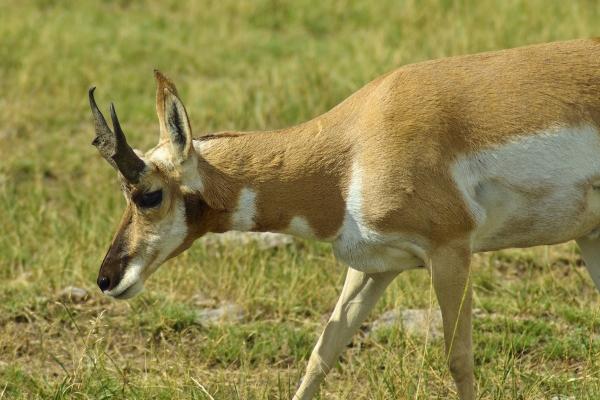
[154,70,192,162]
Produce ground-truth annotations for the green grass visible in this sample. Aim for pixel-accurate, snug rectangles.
[2,0,600,398]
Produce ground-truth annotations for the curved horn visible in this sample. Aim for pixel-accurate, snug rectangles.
[109,103,146,182]
[89,87,117,169]
[89,87,145,183]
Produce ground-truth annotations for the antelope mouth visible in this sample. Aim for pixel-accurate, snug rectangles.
[109,280,144,300]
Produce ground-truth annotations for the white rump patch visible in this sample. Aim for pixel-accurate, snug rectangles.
[231,187,257,231]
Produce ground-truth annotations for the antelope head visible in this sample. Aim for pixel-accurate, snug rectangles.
[90,71,214,299]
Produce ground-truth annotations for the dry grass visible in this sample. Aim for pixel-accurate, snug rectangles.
[1,1,600,398]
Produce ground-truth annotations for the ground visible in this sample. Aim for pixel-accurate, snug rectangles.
[1,1,600,399]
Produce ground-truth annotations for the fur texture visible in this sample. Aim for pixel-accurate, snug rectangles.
[94,39,600,400]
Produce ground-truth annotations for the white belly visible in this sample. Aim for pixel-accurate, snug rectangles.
[452,125,600,252]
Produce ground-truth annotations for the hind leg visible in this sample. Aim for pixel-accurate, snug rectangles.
[431,245,475,400]
[576,235,600,291]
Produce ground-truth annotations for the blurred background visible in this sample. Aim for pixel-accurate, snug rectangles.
[1,1,600,398]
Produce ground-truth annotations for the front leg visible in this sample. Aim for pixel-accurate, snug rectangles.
[293,268,398,400]
[431,246,475,400]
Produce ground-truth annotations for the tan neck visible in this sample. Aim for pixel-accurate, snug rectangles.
[195,115,352,239]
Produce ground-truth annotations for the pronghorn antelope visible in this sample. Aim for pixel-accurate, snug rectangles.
[90,38,600,399]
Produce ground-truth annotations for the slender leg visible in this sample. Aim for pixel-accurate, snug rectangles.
[292,268,398,400]
[576,235,600,291]
[430,246,475,400]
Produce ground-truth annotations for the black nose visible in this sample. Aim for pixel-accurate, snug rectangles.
[97,276,110,291]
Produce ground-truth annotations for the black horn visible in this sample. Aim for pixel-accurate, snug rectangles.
[89,87,145,183]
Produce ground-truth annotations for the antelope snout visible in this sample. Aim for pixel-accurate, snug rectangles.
[97,261,145,299]
[97,251,144,299]
[96,256,126,293]
[97,239,129,293]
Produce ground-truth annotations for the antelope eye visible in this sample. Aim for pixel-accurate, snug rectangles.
[137,190,163,208]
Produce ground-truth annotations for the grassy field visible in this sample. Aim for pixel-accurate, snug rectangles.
[2,0,600,398]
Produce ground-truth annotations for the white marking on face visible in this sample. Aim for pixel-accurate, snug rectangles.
[333,162,425,273]
[231,187,257,231]
[451,124,600,251]
[106,259,144,298]
[149,198,188,264]
[107,198,189,299]
[285,216,316,239]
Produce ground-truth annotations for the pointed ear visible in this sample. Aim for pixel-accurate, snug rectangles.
[154,70,193,162]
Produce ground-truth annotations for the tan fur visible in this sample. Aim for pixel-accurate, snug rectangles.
[194,119,353,238]
[187,39,600,247]
[154,70,180,141]
[95,39,600,400]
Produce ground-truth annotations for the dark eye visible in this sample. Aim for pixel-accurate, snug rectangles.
[137,190,163,208]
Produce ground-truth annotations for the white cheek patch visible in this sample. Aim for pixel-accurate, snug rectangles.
[150,198,189,267]
[231,187,257,231]
[108,199,189,298]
